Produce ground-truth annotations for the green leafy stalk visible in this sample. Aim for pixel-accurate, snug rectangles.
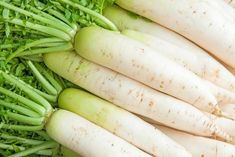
[5,18,71,41]
[18,42,73,56]
[26,61,58,96]
[0,100,39,118]
[34,63,63,94]
[0,123,44,131]
[0,71,52,113]
[8,141,58,157]
[0,87,46,116]
[0,133,45,145]
[5,112,45,126]
[0,1,74,36]
[58,0,118,31]
[6,38,64,62]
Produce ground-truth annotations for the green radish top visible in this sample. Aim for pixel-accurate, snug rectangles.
[58,88,129,132]
[0,0,118,62]
[0,41,71,156]
[61,146,82,157]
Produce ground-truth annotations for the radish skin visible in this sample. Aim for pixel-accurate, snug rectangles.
[205,113,235,145]
[115,0,235,69]
[58,88,192,157]
[219,104,235,121]
[155,125,235,157]
[103,6,235,92]
[203,80,235,105]
[122,29,235,91]
[212,0,235,22]
[46,110,151,157]
[44,51,230,140]
[103,5,192,48]
[74,26,218,113]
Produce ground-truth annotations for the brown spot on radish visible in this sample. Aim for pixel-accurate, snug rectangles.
[201,155,204,157]
[148,101,154,107]
[182,86,185,89]
[150,77,155,82]
[168,110,171,113]
[128,89,133,95]
[193,10,197,14]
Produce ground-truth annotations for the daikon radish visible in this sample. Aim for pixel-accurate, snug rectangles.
[213,0,235,22]
[156,125,235,157]
[205,113,235,145]
[103,5,235,92]
[219,104,235,120]
[46,110,152,157]
[74,26,218,113]
[115,0,235,69]
[122,29,235,91]
[44,51,230,141]
[58,88,192,157]
[203,80,235,105]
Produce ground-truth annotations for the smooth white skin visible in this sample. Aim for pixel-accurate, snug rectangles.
[115,0,235,69]
[46,110,152,157]
[219,104,235,120]
[122,29,235,92]
[60,89,192,157]
[44,51,229,140]
[213,0,235,22]
[205,112,235,145]
[203,80,235,105]
[75,27,218,113]
[104,5,235,92]
[156,125,235,157]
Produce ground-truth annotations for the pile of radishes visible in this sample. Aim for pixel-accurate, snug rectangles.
[3,0,235,156]
[42,0,235,157]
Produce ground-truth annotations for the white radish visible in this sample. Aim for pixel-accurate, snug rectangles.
[219,104,235,120]
[103,5,235,92]
[44,51,230,141]
[74,26,218,113]
[46,110,152,157]
[205,112,235,145]
[214,0,235,21]
[203,80,235,105]
[122,29,235,91]
[115,0,235,69]
[58,88,192,157]
[156,125,235,157]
